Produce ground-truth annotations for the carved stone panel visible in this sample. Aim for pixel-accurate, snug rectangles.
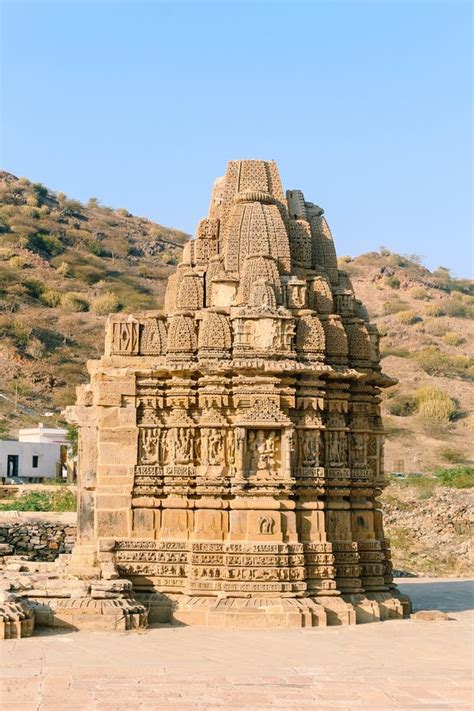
[245,429,281,477]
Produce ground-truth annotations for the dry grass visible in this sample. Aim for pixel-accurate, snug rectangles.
[91,292,121,315]
[397,310,420,325]
[409,286,431,301]
[444,331,464,346]
[414,386,457,426]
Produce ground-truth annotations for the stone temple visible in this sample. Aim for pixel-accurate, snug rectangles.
[0,160,411,635]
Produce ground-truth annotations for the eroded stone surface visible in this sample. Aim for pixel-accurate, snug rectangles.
[60,159,409,628]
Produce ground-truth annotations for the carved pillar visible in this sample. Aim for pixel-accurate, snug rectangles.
[281,426,295,478]
[234,427,246,478]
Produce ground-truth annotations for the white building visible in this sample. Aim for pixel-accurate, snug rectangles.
[0,440,62,482]
[18,423,68,445]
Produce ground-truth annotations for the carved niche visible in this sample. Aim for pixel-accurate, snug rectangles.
[299,429,321,467]
[140,318,167,355]
[295,315,325,359]
[245,430,280,477]
[325,414,348,468]
[198,312,232,358]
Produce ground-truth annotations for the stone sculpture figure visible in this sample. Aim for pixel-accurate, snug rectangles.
[64,159,410,630]
[140,428,158,464]
[301,430,320,467]
[208,428,224,465]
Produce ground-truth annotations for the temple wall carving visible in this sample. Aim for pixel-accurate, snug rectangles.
[68,159,406,627]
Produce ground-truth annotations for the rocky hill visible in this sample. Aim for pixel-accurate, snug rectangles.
[0,171,473,474]
[0,171,188,434]
[341,252,474,473]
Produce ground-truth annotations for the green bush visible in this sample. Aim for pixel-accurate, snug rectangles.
[22,278,45,299]
[386,275,400,289]
[0,489,77,512]
[87,239,106,257]
[433,466,474,489]
[25,232,64,257]
[32,182,48,199]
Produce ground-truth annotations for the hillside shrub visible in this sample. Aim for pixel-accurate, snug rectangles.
[409,287,431,301]
[440,299,471,318]
[414,347,474,379]
[40,289,62,307]
[386,275,400,289]
[438,447,466,464]
[0,318,32,348]
[9,256,28,269]
[425,303,446,317]
[444,331,464,346]
[22,278,45,299]
[414,386,457,425]
[87,239,106,257]
[25,232,64,257]
[423,319,449,336]
[383,300,407,315]
[61,292,89,312]
[397,310,420,325]
[380,346,411,358]
[32,182,48,200]
[387,395,416,416]
[26,337,46,359]
[0,248,14,261]
[56,261,71,277]
[433,466,474,489]
[91,292,121,315]
[61,199,83,216]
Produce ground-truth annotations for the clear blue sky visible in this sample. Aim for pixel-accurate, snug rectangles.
[1,0,472,276]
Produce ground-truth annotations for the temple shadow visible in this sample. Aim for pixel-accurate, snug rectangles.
[395,579,474,613]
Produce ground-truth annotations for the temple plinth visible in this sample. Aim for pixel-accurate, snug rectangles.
[67,159,410,627]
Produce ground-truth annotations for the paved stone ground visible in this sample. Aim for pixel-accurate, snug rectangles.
[1,579,473,710]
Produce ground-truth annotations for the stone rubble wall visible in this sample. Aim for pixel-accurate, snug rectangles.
[0,513,77,562]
